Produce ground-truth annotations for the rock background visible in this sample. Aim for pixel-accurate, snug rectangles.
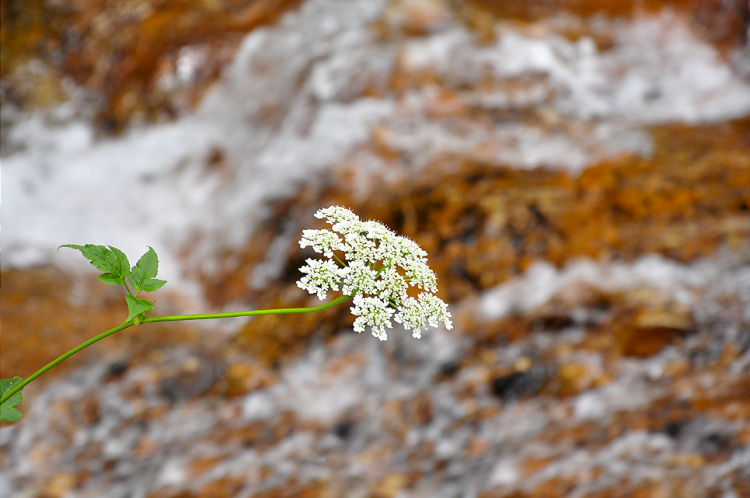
[2,1,750,497]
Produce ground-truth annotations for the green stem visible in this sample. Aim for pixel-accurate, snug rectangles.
[374,265,386,278]
[142,294,351,323]
[1,320,135,406]
[0,295,352,406]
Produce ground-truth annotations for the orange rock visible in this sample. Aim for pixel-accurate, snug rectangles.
[372,473,408,498]
[197,477,244,498]
[462,0,750,51]
[40,473,77,498]
[1,0,306,133]
[223,361,276,397]
[557,361,600,397]
[615,314,691,358]
[464,436,491,459]
[132,436,159,459]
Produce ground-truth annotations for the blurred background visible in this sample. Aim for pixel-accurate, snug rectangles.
[2,0,750,497]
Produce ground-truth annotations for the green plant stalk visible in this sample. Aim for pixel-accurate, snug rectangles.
[0,295,352,406]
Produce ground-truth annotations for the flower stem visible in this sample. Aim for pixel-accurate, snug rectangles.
[0,295,352,406]
[1,321,134,406]
[142,295,351,323]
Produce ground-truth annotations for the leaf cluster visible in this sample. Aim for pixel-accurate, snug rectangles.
[59,244,167,321]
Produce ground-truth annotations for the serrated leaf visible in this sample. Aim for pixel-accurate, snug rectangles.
[59,244,131,285]
[140,278,167,292]
[1,377,24,422]
[128,247,165,293]
[97,273,124,285]
[125,295,154,321]
[130,246,159,283]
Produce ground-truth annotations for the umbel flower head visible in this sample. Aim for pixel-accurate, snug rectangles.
[297,206,452,340]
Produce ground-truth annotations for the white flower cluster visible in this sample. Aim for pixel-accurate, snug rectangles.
[297,206,453,340]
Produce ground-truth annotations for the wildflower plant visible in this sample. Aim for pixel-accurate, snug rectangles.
[0,206,451,422]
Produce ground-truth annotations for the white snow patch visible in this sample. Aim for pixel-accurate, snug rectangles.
[574,391,607,420]
[489,458,519,487]
[157,459,187,487]
[273,344,366,424]
[242,391,276,421]
[480,254,717,319]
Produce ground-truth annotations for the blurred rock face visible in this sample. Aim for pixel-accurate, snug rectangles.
[0,0,305,133]
[2,1,750,498]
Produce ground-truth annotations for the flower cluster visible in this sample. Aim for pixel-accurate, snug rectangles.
[297,206,452,340]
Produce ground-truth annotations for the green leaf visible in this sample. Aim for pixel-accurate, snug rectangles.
[1,377,24,422]
[59,244,131,285]
[140,278,167,293]
[125,295,155,322]
[97,273,125,286]
[129,247,158,285]
[128,247,166,294]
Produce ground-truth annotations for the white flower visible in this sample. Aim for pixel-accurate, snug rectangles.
[296,258,340,300]
[375,266,409,302]
[343,231,378,263]
[394,297,426,339]
[297,206,451,340]
[339,260,379,297]
[299,229,346,258]
[418,292,452,330]
[350,295,394,341]
[315,205,360,225]
[402,259,438,292]
[395,236,428,261]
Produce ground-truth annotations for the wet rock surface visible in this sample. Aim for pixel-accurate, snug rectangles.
[1,0,304,135]
[2,1,750,497]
